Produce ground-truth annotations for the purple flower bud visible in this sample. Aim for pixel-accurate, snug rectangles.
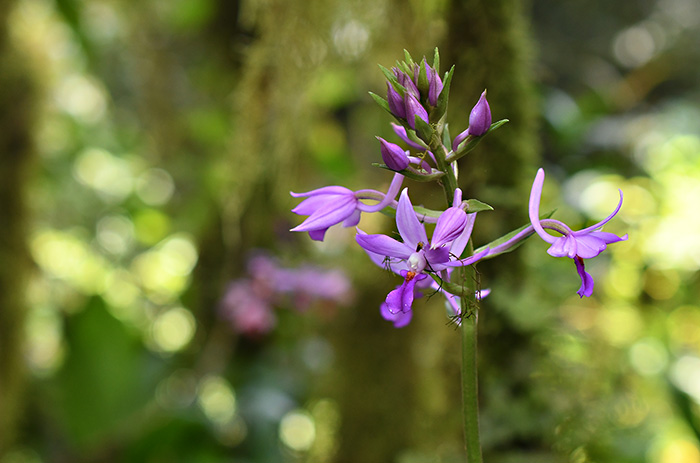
[467,90,492,136]
[425,62,443,107]
[377,136,410,171]
[386,82,406,119]
[393,67,419,98]
[404,93,429,130]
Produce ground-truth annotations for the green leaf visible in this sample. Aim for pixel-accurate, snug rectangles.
[413,116,434,144]
[369,92,391,114]
[465,199,493,213]
[403,49,415,68]
[433,47,440,73]
[434,65,455,122]
[417,57,429,96]
[378,64,397,84]
[442,123,451,148]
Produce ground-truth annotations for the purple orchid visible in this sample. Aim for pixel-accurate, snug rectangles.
[291,173,404,241]
[528,168,628,297]
[356,188,488,326]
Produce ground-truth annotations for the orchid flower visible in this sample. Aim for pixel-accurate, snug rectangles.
[290,173,404,241]
[356,188,488,326]
[528,168,628,297]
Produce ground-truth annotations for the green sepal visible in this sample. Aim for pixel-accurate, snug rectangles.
[403,49,415,68]
[417,57,429,97]
[433,65,454,122]
[413,115,434,144]
[473,209,555,260]
[371,163,445,182]
[432,47,440,75]
[445,119,510,163]
[464,199,493,213]
[442,123,451,148]
[378,64,398,85]
[369,92,392,114]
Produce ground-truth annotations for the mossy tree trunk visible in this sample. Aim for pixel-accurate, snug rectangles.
[0,0,36,455]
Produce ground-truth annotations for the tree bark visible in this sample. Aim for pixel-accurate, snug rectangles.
[0,0,36,454]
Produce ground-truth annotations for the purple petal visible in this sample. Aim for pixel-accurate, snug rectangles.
[391,123,426,150]
[575,257,594,298]
[449,213,476,258]
[356,231,412,260]
[547,234,578,259]
[387,82,406,119]
[308,229,328,241]
[291,195,357,232]
[343,209,362,227]
[577,189,624,235]
[384,271,427,319]
[290,185,353,198]
[404,93,429,129]
[528,168,558,244]
[380,300,413,328]
[424,246,451,269]
[452,128,470,152]
[396,188,428,250]
[431,207,468,249]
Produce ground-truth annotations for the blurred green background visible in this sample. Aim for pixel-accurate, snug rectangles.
[1,0,700,461]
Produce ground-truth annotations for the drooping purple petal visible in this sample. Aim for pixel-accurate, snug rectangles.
[396,188,428,250]
[384,271,427,320]
[380,300,412,328]
[575,257,594,298]
[355,230,413,260]
[290,194,358,232]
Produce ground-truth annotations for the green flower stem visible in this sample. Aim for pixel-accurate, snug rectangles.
[435,131,483,462]
[460,261,483,463]
[431,136,458,204]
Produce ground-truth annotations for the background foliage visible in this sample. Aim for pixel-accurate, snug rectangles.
[2,0,700,462]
